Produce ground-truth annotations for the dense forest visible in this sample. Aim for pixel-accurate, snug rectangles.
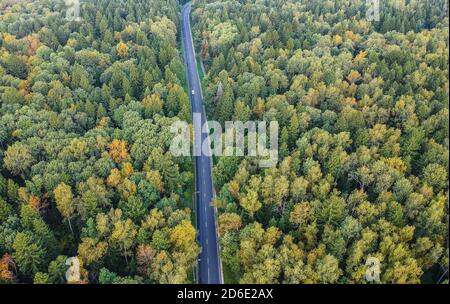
[0,0,449,285]
[191,0,449,283]
[0,0,198,283]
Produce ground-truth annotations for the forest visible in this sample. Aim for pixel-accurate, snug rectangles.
[0,0,448,285]
[191,0,449,283]
[0,0,197,283]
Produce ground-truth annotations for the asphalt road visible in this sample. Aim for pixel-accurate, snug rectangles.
[181,2,223,284]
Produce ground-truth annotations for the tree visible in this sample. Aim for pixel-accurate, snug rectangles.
[107,168,122,187]
[290,203,313,228]
[33,272,49,284]
[216,80,234,124]
[71,64,90,90]
[316,255,342,283]
[150,16,177,46]
[136,244,156,276]
[146,170,164,193]
[47,255,68,284]
[116,41,129,58]
[0,198,13,222]
[98,267,118,284]
[218,213,242,235]
[150,251,185,283]
[13,232,46,277]
[119,195,146,223]
[78,238,108,266]
[240,189,261,218]
[142,94,164,117]
[109,219,137,265]
[151,229,171,251]
[422,164,448,193]
[220,232,241,275]
[0,254,16,283]
[169,220,196,251]
[2,54,28,78]
[290,177,309,201]
[54,183,75,233]
[108,139,129,163]
[3,143,34,177]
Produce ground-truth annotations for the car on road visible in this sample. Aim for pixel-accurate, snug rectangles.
[191,90,195,95]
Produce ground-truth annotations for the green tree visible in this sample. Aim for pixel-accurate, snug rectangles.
[13,232,46,277]
[54,182,75,233]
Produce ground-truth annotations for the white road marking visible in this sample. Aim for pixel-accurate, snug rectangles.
[208,260,211,282]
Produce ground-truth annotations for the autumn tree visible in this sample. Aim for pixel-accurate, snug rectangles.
[54,183,75,233]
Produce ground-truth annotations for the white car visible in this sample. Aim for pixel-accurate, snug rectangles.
[191,90,195,95]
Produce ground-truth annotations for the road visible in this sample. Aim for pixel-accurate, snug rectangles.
[181,2,223,284]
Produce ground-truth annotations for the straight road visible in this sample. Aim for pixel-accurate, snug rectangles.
[181,2,223,284]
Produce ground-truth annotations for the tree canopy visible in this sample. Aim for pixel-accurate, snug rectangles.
[192,0,449,284]
[0,0,198,284]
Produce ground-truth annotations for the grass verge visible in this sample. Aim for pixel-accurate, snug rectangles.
[223,265,239,284]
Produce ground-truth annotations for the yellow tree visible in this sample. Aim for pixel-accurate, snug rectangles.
[218,213,242,235]
[121,162,134,177]
[78,237,108,265]
[240,189,261,218]
[142,94,164,117]
[54,182,75,233]
[146,170,164,193]
[169,220,196,251]
[116,41,129,58]
[107,168,122,187]
[109,219,137,265]
[108,139,129,163]
[3,143,34,177]
[228,180,240,200]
